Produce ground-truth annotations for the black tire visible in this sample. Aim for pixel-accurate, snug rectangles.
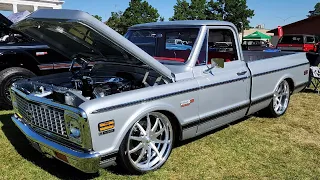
[117,112,175,174]
[0,67,36,109]
[262,80,291,118]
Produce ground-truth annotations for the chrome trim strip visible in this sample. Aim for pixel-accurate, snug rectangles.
[250,94,273,106]
[201,76,248,89]
[182,102,250,130]
[0,45,49,49]
[12,115,100,173]
[252,62,309,77]
[181,94,273,130]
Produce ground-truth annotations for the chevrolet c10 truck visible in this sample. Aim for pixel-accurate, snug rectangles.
[10,9,309,174]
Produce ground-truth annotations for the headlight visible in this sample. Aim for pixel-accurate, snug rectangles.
[65,111,82,144]
[70,127,81,138]
[64,110,92,150]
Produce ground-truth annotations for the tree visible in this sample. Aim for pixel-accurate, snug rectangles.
[308,2,320,17]
[170,0,254,32]
[93,15,102,21]
[205,0,223,20]
[189,0,207,20]
[105,11,126,34]
[106,0,161,34]
[207,0,254,32]
[169,0,191,20]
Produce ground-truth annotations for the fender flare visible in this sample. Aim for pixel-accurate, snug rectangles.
[111,102,183,150]
[273,73,295,93]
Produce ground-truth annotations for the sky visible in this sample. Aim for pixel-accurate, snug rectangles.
[1,0,319,30]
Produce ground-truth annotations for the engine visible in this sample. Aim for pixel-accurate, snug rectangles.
[12,57,165,108]
[71,75,141,99]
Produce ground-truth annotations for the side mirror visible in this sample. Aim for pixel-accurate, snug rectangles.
[211,58,225,68]
[203,58,225,74]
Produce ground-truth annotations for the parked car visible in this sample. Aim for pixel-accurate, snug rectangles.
[10,10,310,174]
[0,13,71,109]
[276,34,319,52]
[241,39,270,51]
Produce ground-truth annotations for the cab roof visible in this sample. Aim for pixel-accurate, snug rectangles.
[129,20,236,30]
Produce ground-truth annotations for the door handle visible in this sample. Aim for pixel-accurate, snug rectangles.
[237,71,247,76]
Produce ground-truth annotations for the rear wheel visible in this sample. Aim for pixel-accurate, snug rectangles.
[264,80,291,117]
[0,67,36,109]
[117,112,174,174]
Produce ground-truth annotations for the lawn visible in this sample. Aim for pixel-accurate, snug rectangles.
[1,92,320,179]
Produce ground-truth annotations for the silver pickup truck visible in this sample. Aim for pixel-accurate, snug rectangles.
[10,9,309,174]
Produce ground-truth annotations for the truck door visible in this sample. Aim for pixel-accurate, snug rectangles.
[194,27,251,134]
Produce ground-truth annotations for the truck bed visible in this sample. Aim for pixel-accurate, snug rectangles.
[243,51,296,62]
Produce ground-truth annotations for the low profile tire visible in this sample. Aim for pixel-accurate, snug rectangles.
[0,67,36,109]
[117,112,174,174]
[264,80,291,117]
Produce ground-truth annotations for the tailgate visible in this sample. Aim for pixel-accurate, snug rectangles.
[277,44,303,51]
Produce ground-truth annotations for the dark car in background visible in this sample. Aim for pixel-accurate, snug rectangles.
[276,34,319,52]
[241,39,271,51]
[0,13,71,109]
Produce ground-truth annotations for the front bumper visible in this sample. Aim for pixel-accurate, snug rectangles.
[12,115,101,173]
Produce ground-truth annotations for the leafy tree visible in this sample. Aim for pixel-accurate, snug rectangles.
[105,11,126,34]
[205,0,223,20]
[207,0,254,32]
[308,2,320,17]
[189,0,207,20]
[170,0,191,20]
[106,0,160,34]
[170,0,254,32]
[93,15,102,21]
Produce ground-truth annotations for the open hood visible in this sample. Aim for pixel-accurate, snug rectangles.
[11,9,174,80]
[0,13,13,28]
[7,11,31,24]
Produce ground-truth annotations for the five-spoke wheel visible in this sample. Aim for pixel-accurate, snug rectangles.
[118,112,174,174]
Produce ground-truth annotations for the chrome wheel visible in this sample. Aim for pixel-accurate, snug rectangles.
[273,80,290,115]
[127,112,173,171]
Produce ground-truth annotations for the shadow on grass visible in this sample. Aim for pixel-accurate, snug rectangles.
[302,88,319,94]
[0,113,99,180]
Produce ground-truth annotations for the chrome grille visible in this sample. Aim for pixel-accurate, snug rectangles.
[15,94,67,137]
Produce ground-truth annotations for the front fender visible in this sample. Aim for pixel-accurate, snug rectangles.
[85,101,184,154]
[115,102,183,150]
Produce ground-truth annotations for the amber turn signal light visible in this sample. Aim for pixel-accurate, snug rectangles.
[98,120,115,132]
[54,151,69,163]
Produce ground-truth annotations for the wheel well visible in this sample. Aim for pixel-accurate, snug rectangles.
[157,110,182,144]
[285,78,294,94]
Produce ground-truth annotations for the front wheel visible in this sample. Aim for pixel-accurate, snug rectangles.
[117,112,174,174]
[264,80,291,117]
[0,67,36,109]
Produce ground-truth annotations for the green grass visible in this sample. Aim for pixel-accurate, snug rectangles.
[1,93,320,179]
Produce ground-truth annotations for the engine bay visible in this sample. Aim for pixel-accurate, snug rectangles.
[13,57,168,107]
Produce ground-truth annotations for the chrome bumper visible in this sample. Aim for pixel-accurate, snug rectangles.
[12,115,101,173]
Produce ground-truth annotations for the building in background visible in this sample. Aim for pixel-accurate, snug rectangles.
[0,0,64,13]
[268,15,320,45]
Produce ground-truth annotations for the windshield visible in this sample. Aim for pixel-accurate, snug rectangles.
[278,35,304,44]
[125,28,199,64]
